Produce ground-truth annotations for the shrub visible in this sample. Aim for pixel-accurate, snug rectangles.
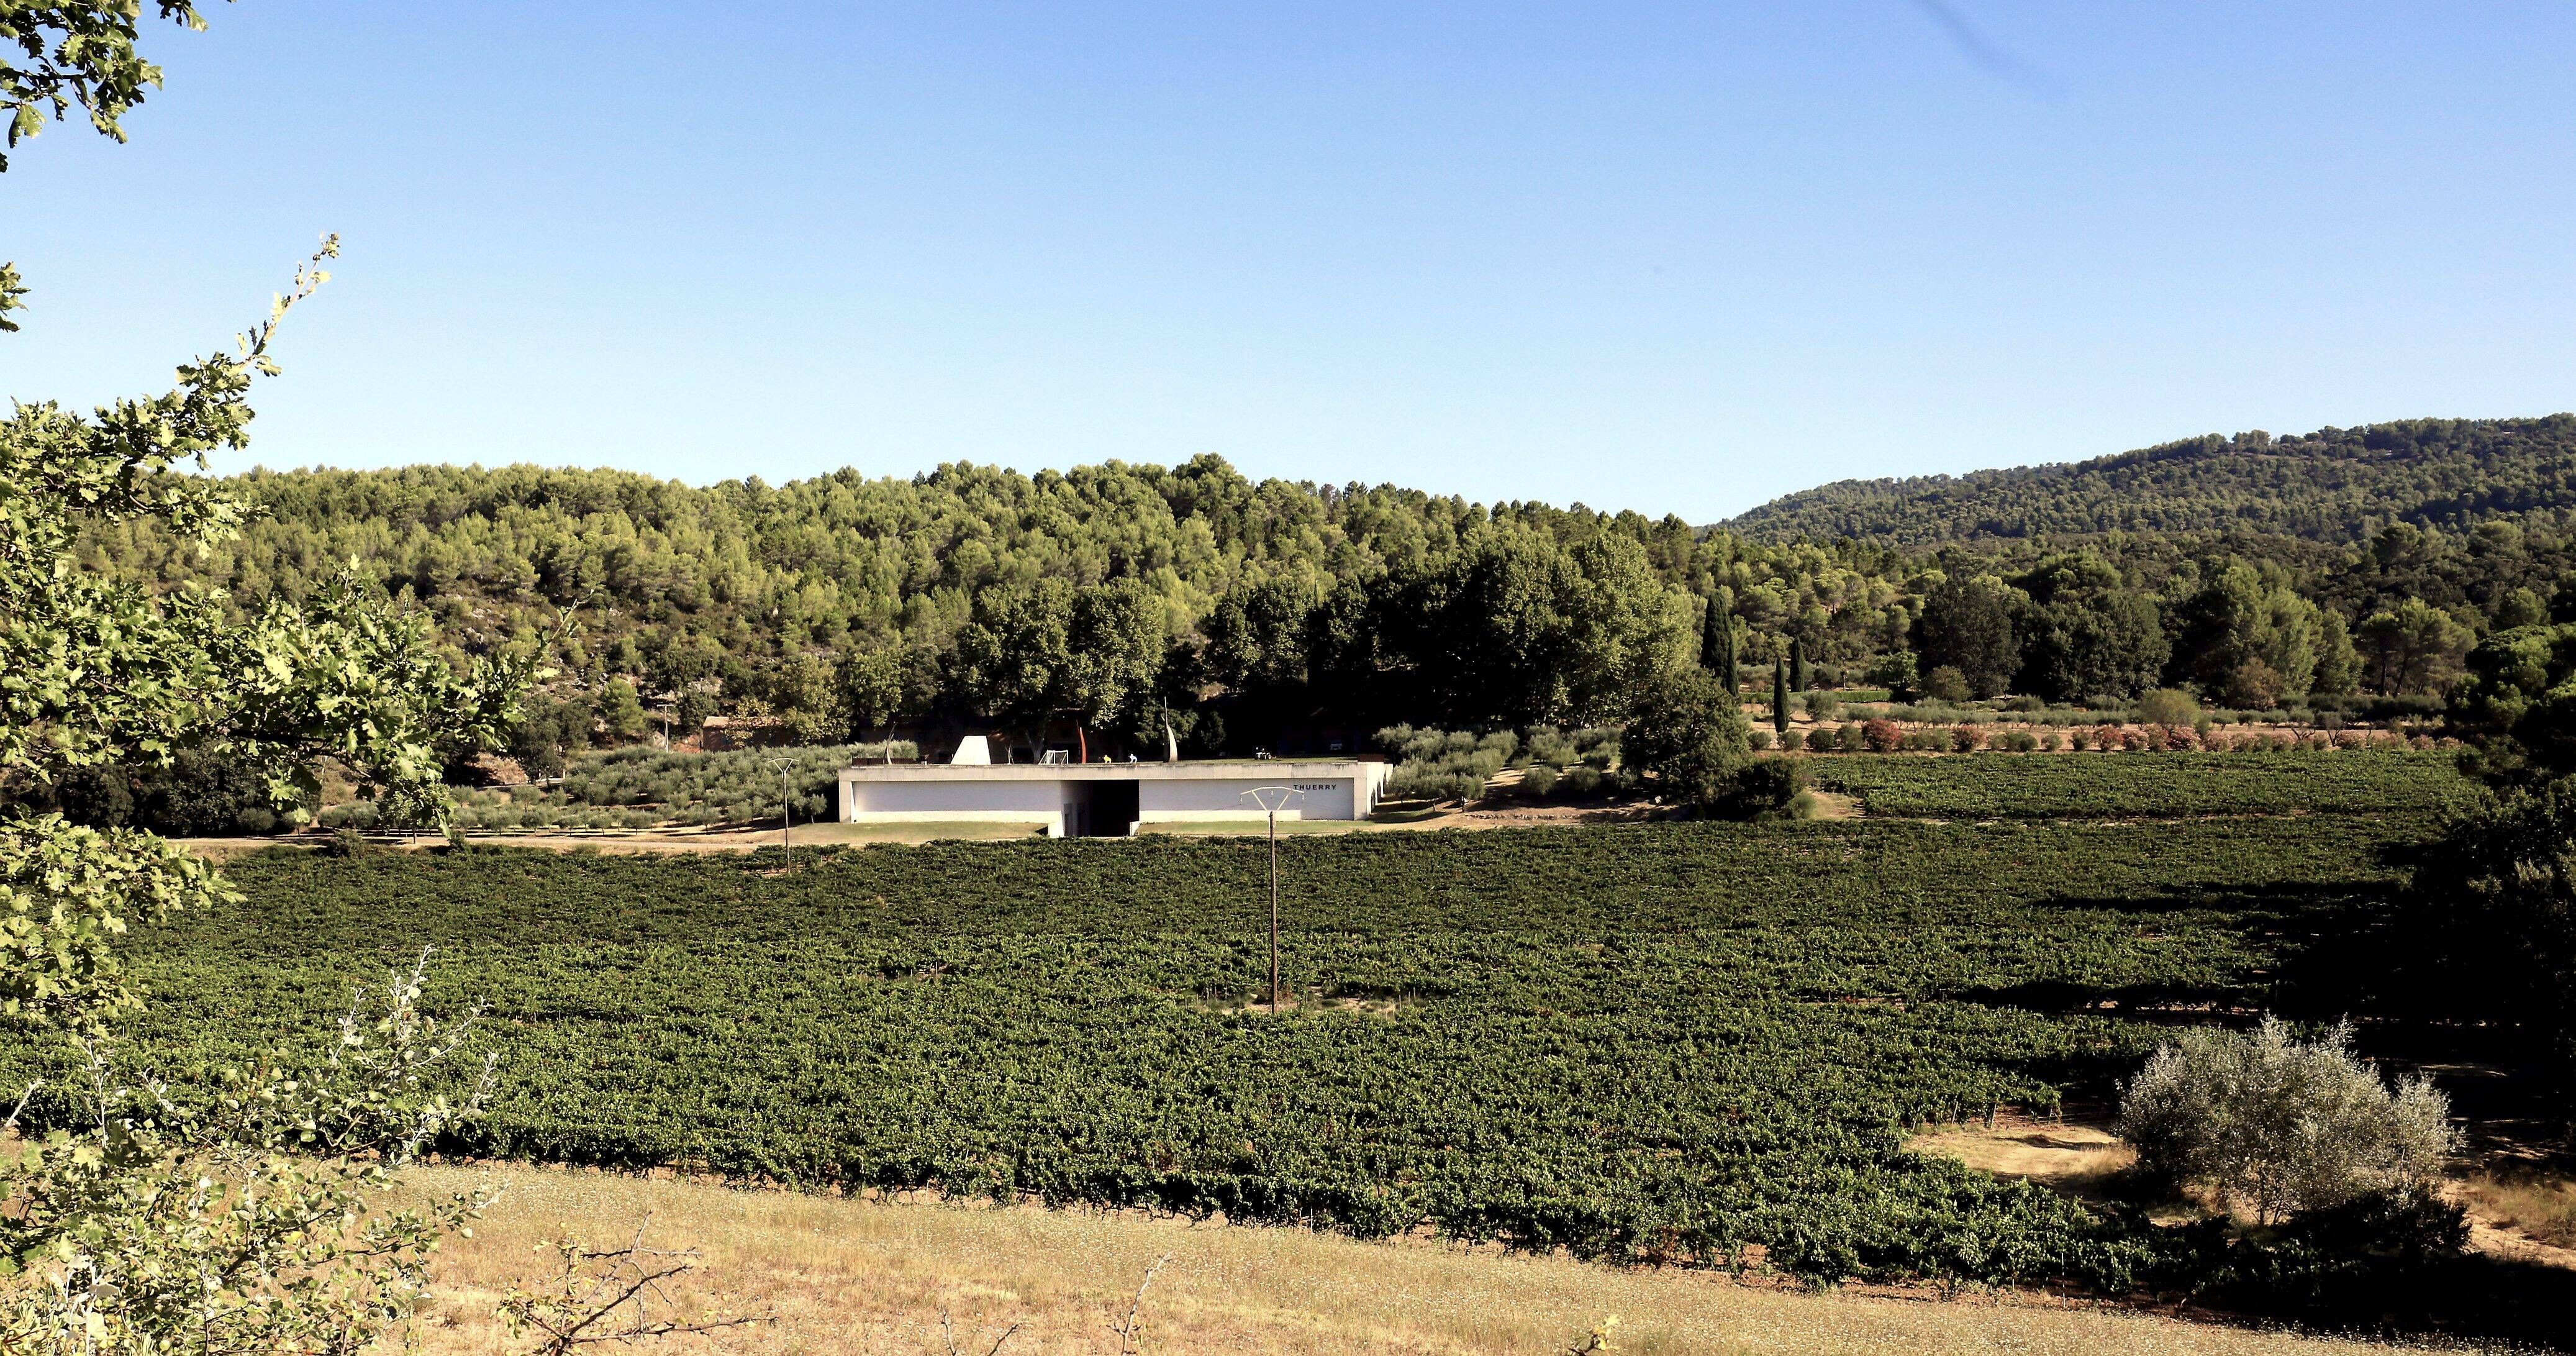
[1708,757,1812,821]
[1513,725,1621,771]
[2138,688,2202,727]
[1995,730,2039,752]
[1523,727,1577,767]
[1861,719,1903,753]
[1951,726,1984,753]
[316,827,375,858]
[2120,1017,2457,1225]
[1862,651,1920,703]
[319,801,379,830]
[1777,729,1807,752]
[1836,723,1866,752]
[2224,659,2287,711]
[1923,665,1972,704]
[1519,764,1561,798]
[1377,726,1509,801]
[1386,769,1487,803]
[1801,691,1841,721]
[1373,724,1424,757]
[1747,730,1774,752]
[2039,732,2063,752]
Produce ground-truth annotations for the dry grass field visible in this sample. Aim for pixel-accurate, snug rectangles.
[404,1165,2423,1356]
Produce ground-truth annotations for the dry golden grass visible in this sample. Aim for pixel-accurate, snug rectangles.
[402,1165,2415,1356]
[1801,790,1862,821]
[1907,1117,2136,1191]
[2460,1173,2576,1262]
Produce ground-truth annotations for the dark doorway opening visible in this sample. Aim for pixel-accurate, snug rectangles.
[1068,779,1140,837]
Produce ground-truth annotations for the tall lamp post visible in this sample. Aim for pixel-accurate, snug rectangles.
[765,756,796,868]
[1240,786,1303,1011]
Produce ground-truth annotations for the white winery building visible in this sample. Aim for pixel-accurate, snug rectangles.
[836,754,1392,838]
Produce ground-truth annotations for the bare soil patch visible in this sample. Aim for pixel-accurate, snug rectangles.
[1907,1116,2139,1200]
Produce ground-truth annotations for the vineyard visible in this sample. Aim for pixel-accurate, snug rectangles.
[1806,750,2470,820]
[3,812,2435,1291]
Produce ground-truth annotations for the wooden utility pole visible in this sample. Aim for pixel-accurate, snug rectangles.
[1240,787,1302,1010]
[1268,814,1279,1007]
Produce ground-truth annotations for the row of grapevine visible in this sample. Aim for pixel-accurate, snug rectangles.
[1807,750,2470,819]
[2,809,2434,1291]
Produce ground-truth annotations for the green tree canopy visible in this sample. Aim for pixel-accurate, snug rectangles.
[2010,553,2168,702]
[1621,667,1750,806]
[1916,573,2019,698]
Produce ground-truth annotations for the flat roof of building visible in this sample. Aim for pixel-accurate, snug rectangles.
[841,759,1385,781]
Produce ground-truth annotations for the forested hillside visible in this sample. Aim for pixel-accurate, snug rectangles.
[1728,416,2576,546]
[60,440,2576,783]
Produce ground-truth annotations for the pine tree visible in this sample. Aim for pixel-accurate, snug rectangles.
[1771,657,1791,734]
[1702,593,1738,694]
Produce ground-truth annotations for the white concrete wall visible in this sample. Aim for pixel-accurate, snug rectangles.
[841,775,1064,826]
[1138,776,1356,821]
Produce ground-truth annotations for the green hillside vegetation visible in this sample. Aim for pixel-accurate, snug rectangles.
[4,811,2424,1301]
[1726,416,2576,546]
[56,448,2574,790]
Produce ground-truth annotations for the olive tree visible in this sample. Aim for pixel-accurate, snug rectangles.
[2120,1017,2457,1226]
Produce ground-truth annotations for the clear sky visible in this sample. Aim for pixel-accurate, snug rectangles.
[6,1,2572,522]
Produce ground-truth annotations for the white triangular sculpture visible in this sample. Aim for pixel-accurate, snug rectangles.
[951,735,992,765]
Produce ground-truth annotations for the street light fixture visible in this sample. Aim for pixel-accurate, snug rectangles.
[1239,786,1303,1011]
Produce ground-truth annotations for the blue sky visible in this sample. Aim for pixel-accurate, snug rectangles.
[6,1,2572,521]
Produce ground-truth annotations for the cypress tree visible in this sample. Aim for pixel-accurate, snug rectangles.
[1702,593,1738,694]
[1790,635,1810,693]
[1771,657,1790,733]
